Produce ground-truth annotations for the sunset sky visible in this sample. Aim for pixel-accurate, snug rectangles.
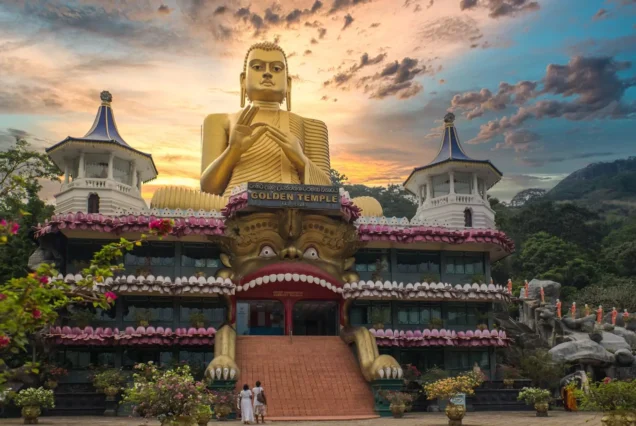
[0,0,635,203]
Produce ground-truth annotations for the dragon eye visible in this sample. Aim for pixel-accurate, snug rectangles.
[303,247,319,259]
[259,245,276,258]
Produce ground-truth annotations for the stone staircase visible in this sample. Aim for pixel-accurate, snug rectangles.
[235,336,377,420]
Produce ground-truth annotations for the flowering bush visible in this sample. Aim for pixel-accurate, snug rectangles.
[211,390,234,419]
[517,387,552,405]
[12,387,55,408]
[423,371,484,401]
[92,368,127,392]
[402,364,422,382]
[41,364,68,381]
[149,218,175,237]
[0,219,19,244]
[576,378,636,412]
[421,366,449,385]
[122,363,213,421]
[380,390,415,405]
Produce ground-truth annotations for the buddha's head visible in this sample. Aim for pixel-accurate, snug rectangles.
[215,210,359,289]
[241,42,291,110]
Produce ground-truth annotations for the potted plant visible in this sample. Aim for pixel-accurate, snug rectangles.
[12,387,55,424]
[195,404,213,425]
[41,364,68,390]
[69,308,95,328]
[500,365,522,389]
[517,387,552,417]
[92,368,127,400]
[476,323,488,331]
[380,390,414,418]
[402,364,422,384]
[189,310,207,328]
[421,273,441,283]
[211,390,234,421]
[423,371,484,426]
[428,318,444,329]
[370,309,385,330]
[135,308,153,327]
[576,377,636,425]
[122,363,214,426]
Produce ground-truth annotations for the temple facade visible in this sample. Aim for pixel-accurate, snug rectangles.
[35,88,514,416]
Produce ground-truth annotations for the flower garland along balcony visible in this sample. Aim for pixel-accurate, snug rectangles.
[45,325,217,346]
[370,327,510,348]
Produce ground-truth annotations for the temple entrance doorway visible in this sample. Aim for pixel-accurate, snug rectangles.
[236,300,285,336]
[292,301,339,336]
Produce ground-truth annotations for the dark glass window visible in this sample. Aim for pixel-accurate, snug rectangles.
[398,349,445,372]
[53,349,115,369]
[123,349,173,368]
[67,240,119,273]
[445,253,484,276]
[124,243,175,267]
[396,303,442,326]
[464,208,473,228]
[349,301,391,326]
[181,244,220,268]
[179,300,227,328]
[446,350,490,372]
[354,250,390,273]
[123,297,174,322]
[396,251,440,274]
[445,303,487,326]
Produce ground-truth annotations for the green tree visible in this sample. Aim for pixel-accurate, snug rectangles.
[518,232,598,288]
[0,139,60,211]
[329,168,348,186]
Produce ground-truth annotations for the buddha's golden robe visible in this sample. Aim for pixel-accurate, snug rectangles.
[150,109,332,211]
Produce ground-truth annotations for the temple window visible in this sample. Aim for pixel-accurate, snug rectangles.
[399,349,445,373]
[445,253,484,276]
[446,350,490,373]
[178,350,214,379]
[123,349,173,368]
[113,157,131,185]
[53,349,116,369]
[84,154,108,179]
[464,208,473,227]
[397,303,442,326]
[349,301,391,326]
[431,173,450,198]
[454,172,473,195]
[122,297,174,323]
[420,184,427,203]
[124,242,175,275]
[396,251,440,275]
[181,243,221,276]
[179,300,227,329]
[87,193,100,213]
[354,249,391,273]
[67,239,119,273]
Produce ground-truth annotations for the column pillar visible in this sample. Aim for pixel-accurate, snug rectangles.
[64,161,69,184]
[131,162,138,189]
[107,153,114,179]
[449,171,455,195]
[78,152,85,178]
[426,176,432,201]
[137,172,142,191]
[473,173,478,196]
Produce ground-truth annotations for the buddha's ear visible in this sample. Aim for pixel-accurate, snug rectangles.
[286,76,292,111]
[220,253,232,268]
[240,72,246,107]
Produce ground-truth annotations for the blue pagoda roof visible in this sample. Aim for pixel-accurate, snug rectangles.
[413,112,502,175]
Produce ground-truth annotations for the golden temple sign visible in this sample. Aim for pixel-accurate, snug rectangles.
[247,182,340,210]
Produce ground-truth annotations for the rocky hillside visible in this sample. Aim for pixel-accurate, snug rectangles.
[546,157,636,214]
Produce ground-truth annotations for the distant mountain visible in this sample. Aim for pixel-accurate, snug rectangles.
[546,157,636,214]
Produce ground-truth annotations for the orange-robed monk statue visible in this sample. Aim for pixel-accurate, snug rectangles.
[151,42,382,215]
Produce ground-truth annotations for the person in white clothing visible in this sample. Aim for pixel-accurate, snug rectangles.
[239,384,254,424]
[252,380,267,424]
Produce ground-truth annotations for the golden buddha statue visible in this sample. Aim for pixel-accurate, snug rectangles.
[151,42,382,216]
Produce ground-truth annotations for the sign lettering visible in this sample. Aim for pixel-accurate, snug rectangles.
[272,291,304,297]
[247,182,340,210]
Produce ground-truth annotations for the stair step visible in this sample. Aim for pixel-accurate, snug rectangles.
[235,336,376,418]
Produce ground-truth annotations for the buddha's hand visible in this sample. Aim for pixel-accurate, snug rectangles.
[264,125,308,172]
[228,105,269,156]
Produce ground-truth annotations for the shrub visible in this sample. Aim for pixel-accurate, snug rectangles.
[421,367,449,385]
[122,363,213,422]
[13,387,55,408]
[92,368,127,392]
[402,364,422,382]
[517,387,552,405]
[380,391,414,405]
[576,378,636,412]
[423,371,484,401]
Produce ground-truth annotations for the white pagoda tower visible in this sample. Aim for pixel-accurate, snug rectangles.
[46,91,157,215]
[403,112,502,229]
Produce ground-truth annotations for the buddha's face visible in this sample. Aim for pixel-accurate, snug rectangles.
[217,211,359,289]
[242,48,288,103]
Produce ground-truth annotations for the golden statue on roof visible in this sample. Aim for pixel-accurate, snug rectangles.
[151,41,382,216]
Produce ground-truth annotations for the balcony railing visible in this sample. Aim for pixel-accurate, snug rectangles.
[424,193,489,208]
[61,178,137,195]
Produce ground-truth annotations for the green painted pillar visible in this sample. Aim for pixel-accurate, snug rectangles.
[370,379,404,417]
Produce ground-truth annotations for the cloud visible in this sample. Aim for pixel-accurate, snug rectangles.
[418,16,483,45]
[494,129,541,152]
[343,13,354,30]
[329,0,373,15]
[157,4,171,15]
[451,56,636,143]
[365,58,425,99]
[593,8,609,20]
[518,152,616,167]
[460,0,540,18]
[323,52,388,87]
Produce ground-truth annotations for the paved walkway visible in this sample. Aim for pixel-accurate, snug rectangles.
[0,411,603,425]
